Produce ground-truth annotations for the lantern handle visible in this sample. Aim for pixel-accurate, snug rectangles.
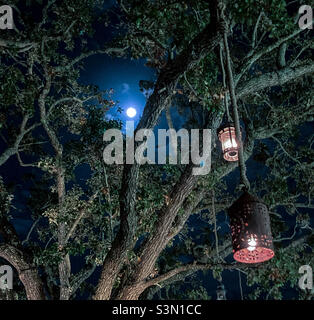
[220,8,250,191]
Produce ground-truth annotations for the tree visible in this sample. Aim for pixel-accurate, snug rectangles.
[0,0,313,300]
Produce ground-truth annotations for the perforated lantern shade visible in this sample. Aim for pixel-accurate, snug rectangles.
[217,124,239,162]
[228,192,275,264]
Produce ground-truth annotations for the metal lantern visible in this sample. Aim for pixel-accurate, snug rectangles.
[216,284,227,300]
[217,123,239,162]
[228,192,275,264]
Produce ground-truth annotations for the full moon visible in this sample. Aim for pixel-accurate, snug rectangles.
[126,107,137,118]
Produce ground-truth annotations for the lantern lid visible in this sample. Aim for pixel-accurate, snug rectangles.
[216,121,235,135]
[228,191,266,213]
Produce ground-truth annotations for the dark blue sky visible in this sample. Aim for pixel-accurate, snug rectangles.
[80,55,155,127]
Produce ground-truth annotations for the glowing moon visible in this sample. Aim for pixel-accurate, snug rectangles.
[126,107,137,118]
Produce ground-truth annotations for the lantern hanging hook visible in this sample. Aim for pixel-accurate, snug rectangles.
[220,10,250,191]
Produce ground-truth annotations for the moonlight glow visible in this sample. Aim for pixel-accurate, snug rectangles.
[126,107,137,118]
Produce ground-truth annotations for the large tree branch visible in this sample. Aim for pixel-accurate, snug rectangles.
[38,68,72,300]
[237,63,314,98]
[0,244,46,300]
[0,38,37,52]
[70,264,96,298]
[142,241,232,299]
[38,72,63,156]
[0,217,21,249]
[143,262,248,290]
[166,190,206,242]
[64,192,98,244]
[235,28,304,85]
[0,192,45,300]
[94,0,225,300]
[0,114,39,167]
[54,47,128,73]
[0,183,45,300]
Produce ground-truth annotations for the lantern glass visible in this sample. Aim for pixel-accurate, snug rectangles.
[228,192,275,264]
[217,125,239,162]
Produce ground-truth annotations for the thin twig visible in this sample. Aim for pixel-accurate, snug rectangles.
[183,72,204,102]
[252,11,264,48]
[22,218,40,245]
[17,152,38,168]
[272,136,302,165]
[64,193,98,244]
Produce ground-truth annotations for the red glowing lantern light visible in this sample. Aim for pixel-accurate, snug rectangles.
[228,192,275,264]
[217,123,239,162]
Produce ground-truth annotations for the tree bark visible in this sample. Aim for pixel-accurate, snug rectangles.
[38,70,71,300]
[237,63,314,98]
[94,0,224,300]
[0,244,45,300]
[116,165,198,300]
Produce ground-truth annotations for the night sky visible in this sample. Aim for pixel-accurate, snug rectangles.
[0,0,313,302]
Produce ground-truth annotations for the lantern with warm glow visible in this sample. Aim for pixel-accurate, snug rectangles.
[228,192,275,264]
[217,123,239,162]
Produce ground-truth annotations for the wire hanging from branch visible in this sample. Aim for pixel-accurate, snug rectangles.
[221,14,250,191]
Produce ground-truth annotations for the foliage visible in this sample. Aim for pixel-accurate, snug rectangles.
[0,0,312,300]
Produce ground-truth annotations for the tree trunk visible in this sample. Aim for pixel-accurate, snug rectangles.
[56,167,72,300]
[117,284,146,300]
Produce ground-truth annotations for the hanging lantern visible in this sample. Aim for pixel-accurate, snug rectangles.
[216,284,227,300]
[228,192,275,264]
[217,123,239,162]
